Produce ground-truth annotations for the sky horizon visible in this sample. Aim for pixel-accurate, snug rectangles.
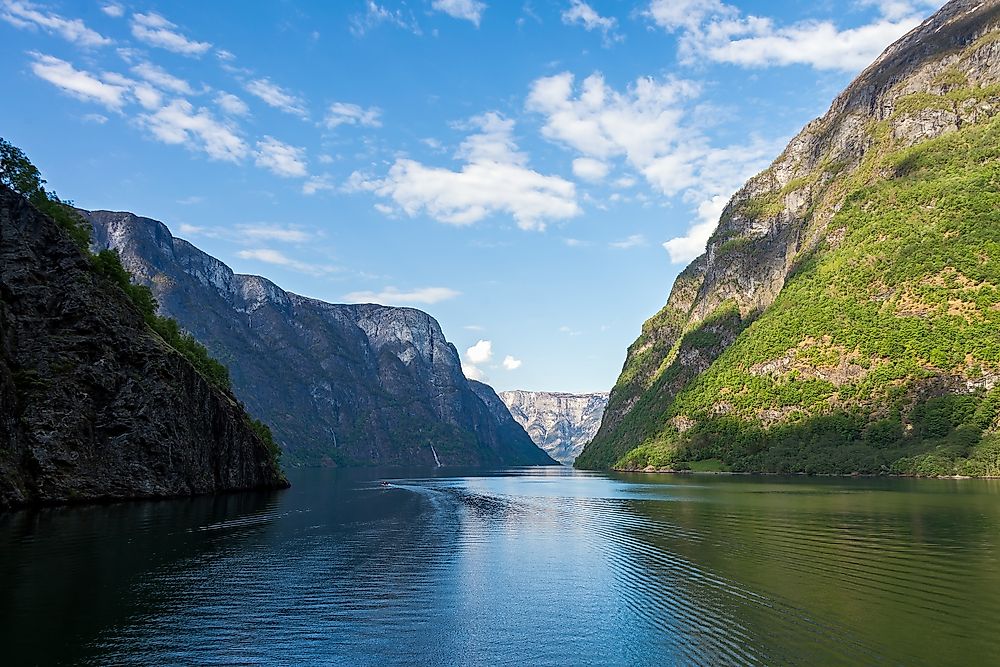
[0,0,946,392]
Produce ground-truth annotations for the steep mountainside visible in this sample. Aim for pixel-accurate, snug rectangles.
[579,0,1000,476]
[84,210,555,467]
[0,186,287,508]
[468,381,559,465]
[499,391,609,464]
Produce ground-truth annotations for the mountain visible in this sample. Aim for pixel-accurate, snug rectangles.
[0,186,287,508]
[83,210,556,468]
[498,391,609,464]
[468,381,560,465]
[578,0,1000,477]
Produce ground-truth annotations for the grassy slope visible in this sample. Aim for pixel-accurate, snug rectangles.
[582,109,1000,477]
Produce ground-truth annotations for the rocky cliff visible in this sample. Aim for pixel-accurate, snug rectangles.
[498,391,609,464]
[0,187,287,508]
[84,210,555,467]
[468,381,560,465]
[579,0,1000,476]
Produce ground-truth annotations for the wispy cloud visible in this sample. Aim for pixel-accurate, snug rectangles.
[610,234,647,249]
[350,112,580,230]
[100,3,123,18]
[325,102,381,129]
[140,99,248,162]
[244,78,308,117]
[644,0,941,72]
[343,286,461,305]
[561,1,623,46]
[215,91,249,116]
[432,0,486,26]
[350,1,421,37]
[29,52,128,109]
[254,136,308,178]
[130,12,212,56]
[528,70,775,262]
[131,62,193,95]
[237,248,337,276]
[237,224,312,243]
[2,0,111,47]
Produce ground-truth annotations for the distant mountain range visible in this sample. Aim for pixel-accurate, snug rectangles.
[84,210,556,468]
[499,391,609,464]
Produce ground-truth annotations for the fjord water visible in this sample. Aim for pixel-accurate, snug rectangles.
[3,470,999,666]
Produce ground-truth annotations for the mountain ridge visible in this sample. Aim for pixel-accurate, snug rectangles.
[578,0,1000,476]
[499,390,609,464]
[85,209,556,468]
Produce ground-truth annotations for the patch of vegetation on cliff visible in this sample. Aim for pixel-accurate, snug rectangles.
[2,137,282,461]
[584,104,1000,477]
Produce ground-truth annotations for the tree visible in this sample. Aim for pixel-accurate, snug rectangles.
[0,138,45,197]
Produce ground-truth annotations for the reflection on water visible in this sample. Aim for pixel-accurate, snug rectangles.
[2,468,999,666]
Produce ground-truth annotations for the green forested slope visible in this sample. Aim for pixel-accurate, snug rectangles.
[578,0,1000,476]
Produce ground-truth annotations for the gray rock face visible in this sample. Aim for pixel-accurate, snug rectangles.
[84,210,555,467]
[468,381,560,465]
[498,391,609,464]
[0,187,287,509]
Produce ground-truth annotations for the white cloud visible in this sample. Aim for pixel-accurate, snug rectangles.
[130,12,211,56]
[352,112,580,230]
[140,99,248,162]
[238,225,312,243]
[464,324,485,331]
[561,1,623,46]
[502,355,522,370]
[254,136,308,178]
[645,0,941,72]
[178,223,206,235]
[466,339,493,364]
[237,248,336,276]
[82,113,108,124]
[302,175,336,195]
[2,0,111,46]
[527,70,775,263]
[101,4,124,18]
[463,362,488,382]
[244,78,307,117]
[131,62,193,94]
[325,102,382,129]
[432,0,486,26]
[343,286,461,305]
[176,195,204,205]
[610,234,646,249]
[571,157,609,182]
[350,1,421,36]
[29,53,128,109]
[215,91,249,116]
[662,193,727,263]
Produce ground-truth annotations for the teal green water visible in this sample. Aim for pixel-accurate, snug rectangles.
[2,468,999,665]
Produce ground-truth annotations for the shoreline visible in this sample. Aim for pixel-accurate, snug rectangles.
[609,468,1000,480]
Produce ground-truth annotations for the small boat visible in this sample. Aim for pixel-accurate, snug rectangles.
[380,481,391,487]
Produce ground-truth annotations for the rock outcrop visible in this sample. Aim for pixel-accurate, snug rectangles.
[84,210,556,467]
[579,0,1000,476]
[0,187,288,508]
[498,391,609,464]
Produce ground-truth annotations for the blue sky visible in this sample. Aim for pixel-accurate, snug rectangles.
[0,0,945,392]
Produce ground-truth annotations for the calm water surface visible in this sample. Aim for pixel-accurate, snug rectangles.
[3,468,1000,666]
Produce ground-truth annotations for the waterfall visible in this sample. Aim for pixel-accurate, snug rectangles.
[429,444,441,467]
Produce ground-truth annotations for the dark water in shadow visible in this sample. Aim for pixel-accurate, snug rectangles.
[2,468,999,666]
